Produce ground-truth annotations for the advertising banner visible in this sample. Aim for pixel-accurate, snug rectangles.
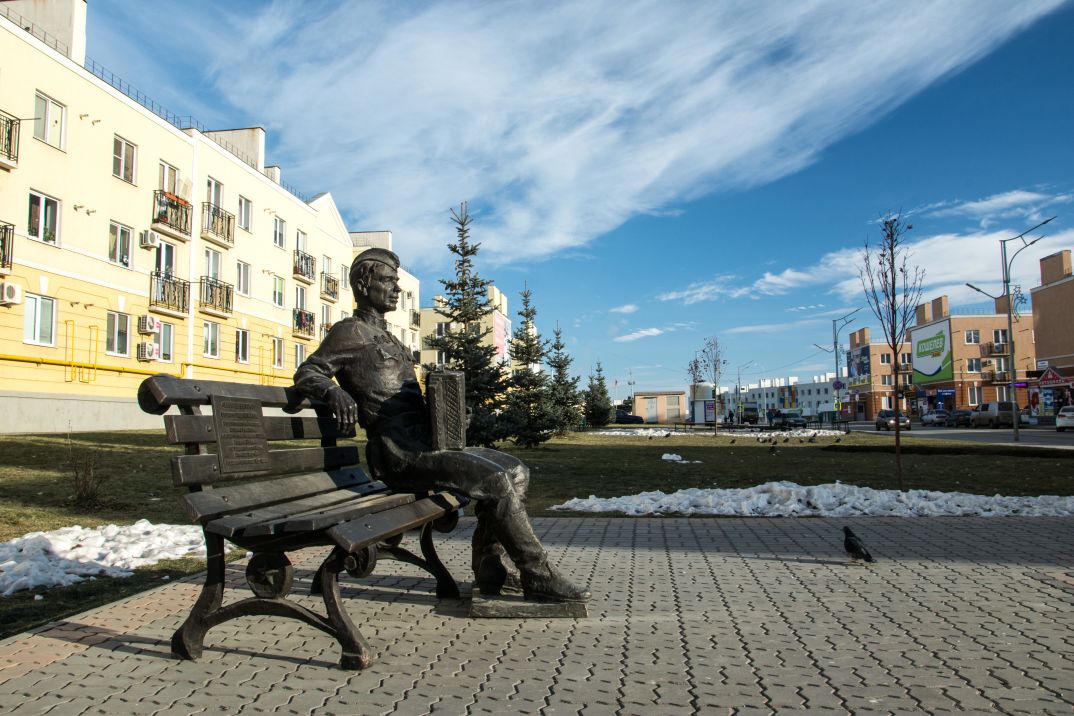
[912,320,953,384]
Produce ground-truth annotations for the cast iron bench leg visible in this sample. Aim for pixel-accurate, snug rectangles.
[172,532,226,661]
[319,547,375,669]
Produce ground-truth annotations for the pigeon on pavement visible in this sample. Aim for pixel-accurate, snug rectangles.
[843,526,874,563]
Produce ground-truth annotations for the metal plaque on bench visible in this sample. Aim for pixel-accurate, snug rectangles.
[426,370,466,450]
[210,395,272,476]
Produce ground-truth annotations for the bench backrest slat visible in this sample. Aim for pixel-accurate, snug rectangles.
[139,374,311,413]
[172,445,361,486]
[179,468,380,522]
[164,414,353,445]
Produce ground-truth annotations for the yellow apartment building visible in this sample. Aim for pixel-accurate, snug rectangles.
[1029,249,1074,418]
[0,1,417,432]
[845,327,911,420]
[418,285,512,370]
[907,295,1035,413]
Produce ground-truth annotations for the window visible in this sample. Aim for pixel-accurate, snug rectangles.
[237,196,251,231]
[323,255,333,276]
[436,322,448,337]
[28,191,59,244]
[321,304,332,330]
[295,343,306,367]
[436,350,446,365]
[272,337,285,368]
[154,322,174,362]
[295,285,307,311]
[296,230,307,252]
[968,386,982,405]
[106,311,130,356]
[236,261,250,295]
[965,329,980,344]
[993,329,1009,344]
[112,135,137,183]
[203,247,221,279]
[203,321,220,358]
[235,328,249,363]
[879,353,892,365]
[155,241,176,275]
[341,267,350,291]
[206,177,223,206]
[881,396,893,410]
[158,162,179,194]
[108,222,132,267]
[994,356,1009,372]
[900,353,912,366]
[340,310,349,322]
[272,276,285,307]
[273,217,285,248]
[881,374,893,385]
[33,92,65,149]
[997,385,1012,401]
[23,294,55,346]
[967,358,982,372]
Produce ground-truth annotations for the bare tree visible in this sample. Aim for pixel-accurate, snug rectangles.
[696,336,726,435]
[860,213,925,489]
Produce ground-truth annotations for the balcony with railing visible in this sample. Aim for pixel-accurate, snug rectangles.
[152,190,192,240]
[0,222,14,274]
[293,308,315,338]
[149,271,189,316]
[201,202,235,247]
[198,276,234,317]
[0,110,19,169]
[987,341,1009,356]
[320,271,339,301]
[293,250,315,283]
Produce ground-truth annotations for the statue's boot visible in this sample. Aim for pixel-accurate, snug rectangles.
[471,505,522,596]
[493,503,590,603]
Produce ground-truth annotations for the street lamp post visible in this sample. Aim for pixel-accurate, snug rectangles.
[814,307,861,416]
[966,215,1055,443]
[735,360,754,424]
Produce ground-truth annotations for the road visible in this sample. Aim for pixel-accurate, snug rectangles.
[851,422,1074,449]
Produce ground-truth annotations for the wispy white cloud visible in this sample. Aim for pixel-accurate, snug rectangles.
[787,304,825,312]
[921,189,1072,228]
[92,0,1065,271]
[726,318,828,335]
[657,275,745,304]
[615,327,665,342]
[609,303,638,314]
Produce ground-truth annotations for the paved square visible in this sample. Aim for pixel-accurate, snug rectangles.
[2,517,1074,714]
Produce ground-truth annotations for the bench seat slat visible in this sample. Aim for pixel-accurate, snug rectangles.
[203,481,392,537]
[180,468,375,522]
[328,493,463,553]
[165,414,355,445]
[234,493,417,537]
[173,446,361,486]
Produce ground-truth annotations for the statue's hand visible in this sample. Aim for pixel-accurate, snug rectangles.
[327,386,358,432]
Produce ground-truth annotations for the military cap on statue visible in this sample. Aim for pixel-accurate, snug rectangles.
[352,248,400,270]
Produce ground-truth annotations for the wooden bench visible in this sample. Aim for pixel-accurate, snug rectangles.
[137,374,466,670]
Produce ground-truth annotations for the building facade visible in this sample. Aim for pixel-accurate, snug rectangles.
[630,391,685,424]
[846,327,912,420]
[0,2,413,432]
[907,295,1035,413]
[1030,249,1074,417]
[418,286,511,369]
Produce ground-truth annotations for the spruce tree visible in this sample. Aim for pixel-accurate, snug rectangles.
[504,286,556,447]
[547,324,582,435]
[583,362,613,428]
[424,202,507,446]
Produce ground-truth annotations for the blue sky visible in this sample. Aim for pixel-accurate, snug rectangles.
[86,0,1074,397]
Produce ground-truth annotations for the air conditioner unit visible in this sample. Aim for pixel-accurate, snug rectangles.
[0,282,22,306]
[137,314,162,334]
[140,230,161,249]
[136,341,160,361]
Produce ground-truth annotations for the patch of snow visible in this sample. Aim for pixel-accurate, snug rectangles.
[590,428,692,437]
[0,519,230,597]
[661,453,702,464]
[732,429,844,438]
[550,481,1074,518]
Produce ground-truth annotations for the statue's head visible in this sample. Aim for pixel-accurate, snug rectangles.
[350,248,401,314]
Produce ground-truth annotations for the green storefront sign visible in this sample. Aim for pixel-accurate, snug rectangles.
[912,323,953,384]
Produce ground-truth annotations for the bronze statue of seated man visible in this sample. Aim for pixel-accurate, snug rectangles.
[294,248,589,603]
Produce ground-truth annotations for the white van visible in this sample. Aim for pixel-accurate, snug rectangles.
[969,401,1015,428]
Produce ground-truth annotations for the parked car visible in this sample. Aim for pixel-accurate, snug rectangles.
[615,410,645,424]
[969,401,1015,429]
[920,410,950,427]
[875,409,911,431]
[944,409,973,427]
[770,410,807,429]
[1057,405,1074,432]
